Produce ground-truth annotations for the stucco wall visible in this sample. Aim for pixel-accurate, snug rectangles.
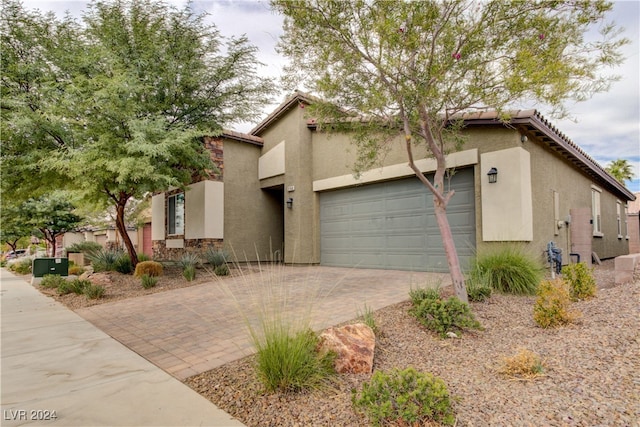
[223,139,283,262]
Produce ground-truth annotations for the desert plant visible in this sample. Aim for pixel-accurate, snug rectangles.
[57,279,90,295]
[465,274,493,302]
[134,261,164,278]
[136,253,151,262]
[180,253,200,281]
[352,367,455,426]
[499,348,545,380]
[357,304,378,336]
[40,274,68,289]
[68,265,85,276]
[214,263,230,276]
[140,274,158,289]
[562,262,597,300]
[409,285,441,306]
[204,247,229,267]
[88,248,122,272]
[255,327,335,393]
[83,283,105,299]
[410,296,482,337]
[468,244,544,295]
[9,257,32,274]
[533,279,580,328]
[114,253,133,274]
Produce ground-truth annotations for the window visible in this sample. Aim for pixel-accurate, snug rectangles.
[591,187,602,236]
[168,193,185,235]
[617,201,623,238]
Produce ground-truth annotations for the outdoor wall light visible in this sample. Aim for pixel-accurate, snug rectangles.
[487,167,498,183]
[521,134,528,143]
[286,198,293,209]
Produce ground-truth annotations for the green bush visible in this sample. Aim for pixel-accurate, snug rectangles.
[533,279,580,328]
[468,244,544,295]
[352,367,455,426]
[9,258,32,275]
[68,265,85,276]
[114,253,132,274]
[562,262,597,300]
[180,253,199,281]
[204,247,229,267]
[88,249,122,272]
[410,296,482,337]
[40,274,68,289]
[465,275,493,302]
[140,274,158,289]
[256,328,335,393]
[134,261,164,277]
[409,285,441,306]
[83,283,105,299]
[183,265,196,281]
[57,279,90,296]
[136,253,151,262]
[214,263,230,276]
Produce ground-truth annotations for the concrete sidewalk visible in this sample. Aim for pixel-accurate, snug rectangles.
[0,269,244,427]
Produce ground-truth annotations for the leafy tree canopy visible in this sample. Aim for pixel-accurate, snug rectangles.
[2,0,275,264]
[605,159,635,184]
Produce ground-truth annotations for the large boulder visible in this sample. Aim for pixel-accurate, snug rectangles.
[317,323,375,374]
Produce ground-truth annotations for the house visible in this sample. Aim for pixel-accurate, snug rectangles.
[151,92,636,271]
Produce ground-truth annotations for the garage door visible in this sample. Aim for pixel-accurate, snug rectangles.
[320,168,475,272]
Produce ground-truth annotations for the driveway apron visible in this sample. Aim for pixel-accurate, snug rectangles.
[76,266,449,380]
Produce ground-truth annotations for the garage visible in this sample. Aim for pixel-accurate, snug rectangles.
[320,167,476,272]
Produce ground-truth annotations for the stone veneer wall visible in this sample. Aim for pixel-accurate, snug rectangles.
[153,238,224,261]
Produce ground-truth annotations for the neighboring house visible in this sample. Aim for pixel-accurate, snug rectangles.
[628,192,640,253]
[151,92,636,271]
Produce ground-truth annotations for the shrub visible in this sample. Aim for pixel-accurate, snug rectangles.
[40,274,68,289]
[468,244,544,295]
[180,253,200,281]
[140,274,158,289]
[57,279,90,296]
[114,253,133,274]
[499,348,545,380]
[410,296,482,337]
[256,328,335,393]
[134,261,164,278]
[204,247,229,267]
[214,263,230,276]
[83,283,105,299]
[533,279,580,328]
[352,367,455,426]
[9,258,32,275]
[409,285,441,306]
[88,249,122,272]
[562,262,597,300]
[183,265,196,281]
[68,265,85,276]
[136,253,151,262]
[465,275,493,302]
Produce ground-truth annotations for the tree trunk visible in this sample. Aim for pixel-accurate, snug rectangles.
[433,200,468,304]
[115,195,139,267]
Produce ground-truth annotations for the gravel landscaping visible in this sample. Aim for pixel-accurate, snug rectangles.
[186,260,640,426]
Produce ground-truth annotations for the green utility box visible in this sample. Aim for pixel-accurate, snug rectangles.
[32,258,69,278]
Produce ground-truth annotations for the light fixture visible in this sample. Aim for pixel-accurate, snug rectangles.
[286,198,293,209]
[520,134,528,143]
[487,167,498,184]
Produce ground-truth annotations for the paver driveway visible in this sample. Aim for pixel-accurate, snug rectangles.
[77,265,449,380]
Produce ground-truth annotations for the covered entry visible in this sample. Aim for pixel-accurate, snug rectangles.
[320,168,476,272]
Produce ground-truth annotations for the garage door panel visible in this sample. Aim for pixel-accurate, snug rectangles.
[320,168,475,272]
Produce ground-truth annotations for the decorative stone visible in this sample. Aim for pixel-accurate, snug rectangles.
[446,331,459,339]
[88,272,112,286]
[317,323,375,374]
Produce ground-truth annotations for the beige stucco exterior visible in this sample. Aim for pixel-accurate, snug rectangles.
[151,93,635,268]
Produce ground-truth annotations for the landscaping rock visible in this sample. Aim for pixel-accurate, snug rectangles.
[317,323,375,374]
[87,272,112,286]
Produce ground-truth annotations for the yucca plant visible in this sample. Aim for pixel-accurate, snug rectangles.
[204,247,229,267]
[180,253,200,281]
[87,249,123,272]
[468,244,544,295]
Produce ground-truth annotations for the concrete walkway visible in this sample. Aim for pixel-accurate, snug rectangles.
[76,265,448,379]
[0,268,244,427]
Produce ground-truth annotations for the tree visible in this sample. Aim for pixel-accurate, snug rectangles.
[605,159,634,184]
[1,0,274,266]
[23,193,83,257]
[0,203,33,253]
[272,0,628,303]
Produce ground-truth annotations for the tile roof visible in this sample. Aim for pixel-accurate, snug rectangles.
[250,90,318,136]
[221,129,264,146]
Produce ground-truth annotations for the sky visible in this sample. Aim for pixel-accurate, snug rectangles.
[19,0,640,192]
